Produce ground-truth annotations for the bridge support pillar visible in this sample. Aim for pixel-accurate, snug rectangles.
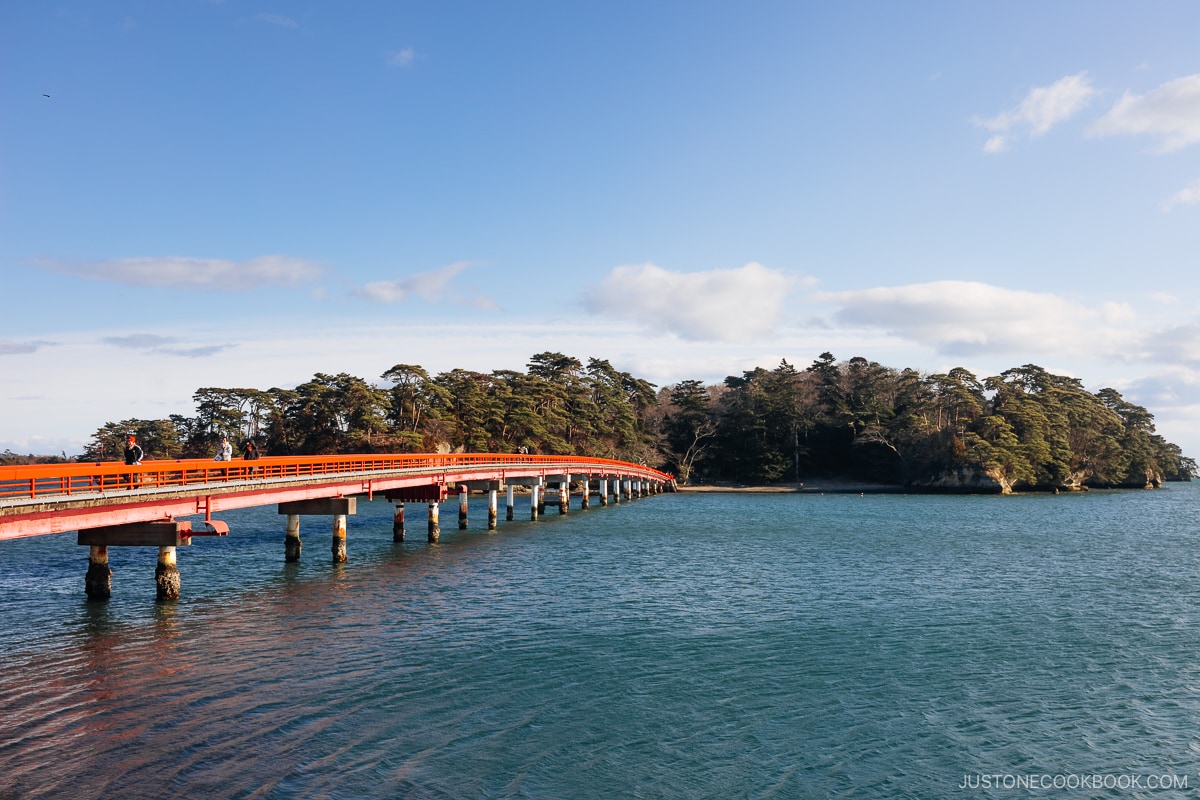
[279,499,355,561]
[428,501,441,543]
[537,485,546,516]
[78,522,193,601]
[85,545,112,601]
[559,481,569,514]
[156,546,180,601]
[488,484,498,530]
[530,485,540,520]
[332,515,348,563]
[393,503,406,542]
[458,484,469,530]
[599,478,609,506]
[581,479,590,509]
[285,514,302,561]
[506,484,515,521]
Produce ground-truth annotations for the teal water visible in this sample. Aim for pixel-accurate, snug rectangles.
[2,486,1200,798]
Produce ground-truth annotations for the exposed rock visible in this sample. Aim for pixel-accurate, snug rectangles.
[911,466,1012,494]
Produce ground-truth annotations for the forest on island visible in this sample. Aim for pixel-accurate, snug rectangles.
[71,351,1196,492]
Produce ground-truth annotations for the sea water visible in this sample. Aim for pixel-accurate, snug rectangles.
[2,485,1200,798]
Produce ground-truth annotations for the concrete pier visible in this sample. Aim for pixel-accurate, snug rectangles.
[331,514,348,563]
[279,498,356,563]
[458,484,469,530]
[559,481,569,515]
[530,485,540,520]
[155,545,180,601]
[600,478,609,506]
[393,502,405,542]
[506,484,515,521]
[85,545,111,601]
[581,478,590,509]
[285,514,302,561]
[78,521,194,600]
[488,485,498,530]
[428,501,440,543]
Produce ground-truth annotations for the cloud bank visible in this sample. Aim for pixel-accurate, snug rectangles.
[819,281,1139,358]
[0,340,54,356]
[102,333,235,358]
[584,262,794,342]
[37,255,324,290]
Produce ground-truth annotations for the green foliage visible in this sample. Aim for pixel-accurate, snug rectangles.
[76,353,1192,490]
[80,418,184,462]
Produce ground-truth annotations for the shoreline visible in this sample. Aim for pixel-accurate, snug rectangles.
[675,480,903,494]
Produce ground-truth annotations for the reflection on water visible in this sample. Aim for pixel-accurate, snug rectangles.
[2,487,1200,798]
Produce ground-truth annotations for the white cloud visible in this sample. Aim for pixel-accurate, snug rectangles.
[102,333,234,358]
[0,340,53,355]
[583,262,795,343]
[36,255,324,291]
[1090,74,1200,152]
[255,13,298,29]
[818,281,1139,358]
[388,47,416,67]
[973,72,1097,152]
[355,261,471,303]
[103,334,180,349]
[1162,178,1200,212]
[1140,319,1200,367]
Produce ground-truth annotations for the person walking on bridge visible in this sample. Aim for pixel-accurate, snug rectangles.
[124,434,143,466]
[214,436,233,462]
[124,433,143,488]
[241,440,260,475]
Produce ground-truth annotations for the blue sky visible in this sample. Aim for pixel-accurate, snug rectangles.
[3,1,1200,459]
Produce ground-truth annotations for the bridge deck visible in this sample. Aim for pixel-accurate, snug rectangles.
[0,453,673,540]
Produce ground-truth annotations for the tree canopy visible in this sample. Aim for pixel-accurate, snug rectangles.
[78,352,1195,491]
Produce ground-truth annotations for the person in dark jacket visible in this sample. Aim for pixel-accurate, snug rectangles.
[242,440,260,474]
[124,434,143,465]
[124,434,143,487]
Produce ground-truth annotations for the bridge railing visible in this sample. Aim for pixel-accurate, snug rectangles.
[0,454,673,502]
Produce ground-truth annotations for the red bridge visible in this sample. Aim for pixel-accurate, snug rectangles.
[0,453,674,601]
